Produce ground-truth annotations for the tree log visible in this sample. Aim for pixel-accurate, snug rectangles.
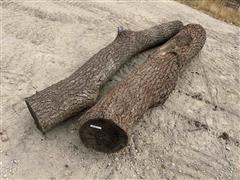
[25,21,183,132]
[78,24,207,153]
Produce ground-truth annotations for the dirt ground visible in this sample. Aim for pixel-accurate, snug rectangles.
[1,0,240,179]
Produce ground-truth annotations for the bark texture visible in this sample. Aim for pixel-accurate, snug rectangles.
[79,24,207,153]
[25,21,183,132]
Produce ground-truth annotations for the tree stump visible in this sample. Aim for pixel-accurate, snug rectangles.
[79,24,207,153]
[25,21,183,132]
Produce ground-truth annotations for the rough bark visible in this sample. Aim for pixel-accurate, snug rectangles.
[79,24,207,153]
[25,21,183,132]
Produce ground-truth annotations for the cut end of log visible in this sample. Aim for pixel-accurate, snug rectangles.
[79,118,128,153]
[25,99,44,133]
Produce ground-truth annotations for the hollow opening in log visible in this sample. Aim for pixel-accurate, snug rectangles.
[79,118,128,153]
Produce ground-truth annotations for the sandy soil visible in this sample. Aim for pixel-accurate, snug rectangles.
[1,0,240,179]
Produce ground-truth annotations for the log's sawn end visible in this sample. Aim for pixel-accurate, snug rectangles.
[25,97,45,133]
[79,118,128,153]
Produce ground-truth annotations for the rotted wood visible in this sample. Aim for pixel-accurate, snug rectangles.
[25,21,183,132]
[79,24,207,153]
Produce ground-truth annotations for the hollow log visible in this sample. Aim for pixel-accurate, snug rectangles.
[79,24,207,153]
[25,21,183,132]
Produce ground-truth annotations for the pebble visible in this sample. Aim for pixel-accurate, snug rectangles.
[12,159,18,164]
[1,133,9,142]
[116,164,121,170]
[107,162,111,167]
[64,170,71,176]
[10,169,14,175]
[226,146,230,151]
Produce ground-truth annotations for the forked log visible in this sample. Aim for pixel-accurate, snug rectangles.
[25,21,183,132]
[79,24,207,153]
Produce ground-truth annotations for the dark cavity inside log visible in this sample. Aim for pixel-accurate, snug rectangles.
[80,118,128,153]
[79,24,207,153]
[25,21,184,133]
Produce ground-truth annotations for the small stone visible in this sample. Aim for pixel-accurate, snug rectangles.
[64,170,71,176]
[106,162,111,167]
[116,164,121,170]
[117,26,125,33]
[226,146,230,151]
[115,157,119,161]
[10,169,14,175]
[12,159,18,164]
[178,169,182,173]
[1,133,9,142]
[219,132,230,141]
[3,174,7,178]
[194,121,201,128]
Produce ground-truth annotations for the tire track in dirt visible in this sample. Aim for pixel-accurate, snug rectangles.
[1,1,90,24]
[59,0,155,29]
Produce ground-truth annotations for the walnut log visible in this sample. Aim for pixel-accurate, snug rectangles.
[25,21,183,132]
[79,24,206,153]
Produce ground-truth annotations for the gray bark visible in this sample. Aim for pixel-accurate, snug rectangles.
[79,24,207,153]
[25,21,183,132]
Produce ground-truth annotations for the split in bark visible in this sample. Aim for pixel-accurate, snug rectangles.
[25,21,183,132]
[79,24,207,153]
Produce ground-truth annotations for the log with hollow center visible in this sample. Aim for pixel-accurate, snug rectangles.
[25,21,183,133]
[79,24,207,153]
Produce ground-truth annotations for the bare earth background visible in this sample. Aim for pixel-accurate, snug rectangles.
[1,0,240,179]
